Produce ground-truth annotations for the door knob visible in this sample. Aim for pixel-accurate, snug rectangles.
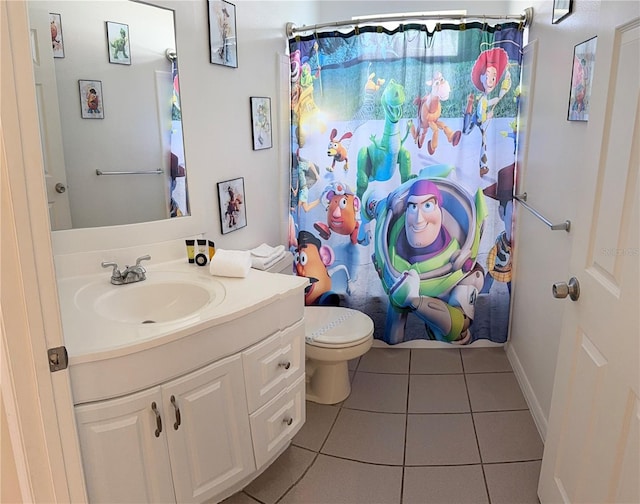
[552,277,580,301]
[55,182,67,193]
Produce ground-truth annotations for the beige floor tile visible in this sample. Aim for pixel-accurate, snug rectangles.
[358,347,410,374]
[243,445,316,504]
[292,401,340,452]
[321,408,406,465]
[348,357,360,371]
[408,374,470,413]
[467,372,529,411]
[219,491,262,504]
[279,454,403,504]
[403,465,489,504]
[405,413,480,465]
[474,411,544,463]
[484,460,542,504]
[342,372,408,413]
[410,348,463,374]
[461,347,512,373]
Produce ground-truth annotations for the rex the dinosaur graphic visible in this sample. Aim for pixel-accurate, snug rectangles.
[356,79,412,201]
[110,28,128,60]
[355,79,413,245]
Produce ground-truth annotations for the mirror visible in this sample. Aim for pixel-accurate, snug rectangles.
[28,0,189,230]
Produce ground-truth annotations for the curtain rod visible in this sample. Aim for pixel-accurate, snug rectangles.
[286,7,533,37]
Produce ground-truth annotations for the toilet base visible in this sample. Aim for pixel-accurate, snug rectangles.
[305,359,351,405]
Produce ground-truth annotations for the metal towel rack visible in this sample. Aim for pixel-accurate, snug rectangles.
[514,193,570,232]
[96,169,163,176]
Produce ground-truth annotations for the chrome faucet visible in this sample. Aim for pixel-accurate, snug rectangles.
[101,255,151,285]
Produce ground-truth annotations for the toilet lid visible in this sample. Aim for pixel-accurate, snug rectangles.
[304,306,374,348]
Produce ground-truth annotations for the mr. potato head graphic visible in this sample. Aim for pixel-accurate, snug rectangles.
[313,182,361,245]
[294,230,340,306]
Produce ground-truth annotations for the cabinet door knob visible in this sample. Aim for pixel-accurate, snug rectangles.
[151,401,162,437]
[170,395,181,430]
[278,361,291,370]
[282,416,293,426]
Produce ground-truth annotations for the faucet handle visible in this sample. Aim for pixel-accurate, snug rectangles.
[101,261,122,279]
[135,255,151,267]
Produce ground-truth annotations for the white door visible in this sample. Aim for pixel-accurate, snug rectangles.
[75,388,176,503]
[162,354,255,504]
[538,10,640,504]
[26,2,72,230]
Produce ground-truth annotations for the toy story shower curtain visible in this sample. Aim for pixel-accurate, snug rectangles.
[288,21,523,345]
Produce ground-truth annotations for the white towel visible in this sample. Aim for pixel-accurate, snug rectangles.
[251,250,288,270]
[209,249,251,278]
[250,243,285,258]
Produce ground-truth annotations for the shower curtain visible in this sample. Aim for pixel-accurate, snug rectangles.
[289,21,523,345]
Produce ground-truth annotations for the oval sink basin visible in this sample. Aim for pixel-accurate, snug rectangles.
[94,282,212,324]
[72,271,226,325]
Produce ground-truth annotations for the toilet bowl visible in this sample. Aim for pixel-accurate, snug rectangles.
[304,306,374,404]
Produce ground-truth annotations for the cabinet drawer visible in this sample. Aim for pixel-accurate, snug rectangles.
[249,374,305,469]
[242,320,304,412]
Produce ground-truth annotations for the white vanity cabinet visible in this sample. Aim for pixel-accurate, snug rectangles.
[68,268,309,504]
[75,354,254,504]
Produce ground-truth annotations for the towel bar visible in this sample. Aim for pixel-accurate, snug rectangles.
[514,193,570,232]
[96,169,163,176]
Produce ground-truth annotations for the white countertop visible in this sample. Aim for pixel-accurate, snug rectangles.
[58,259,308,365]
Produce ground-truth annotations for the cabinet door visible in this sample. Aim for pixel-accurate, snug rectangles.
[162,354,255,504]
[75,388,175,503]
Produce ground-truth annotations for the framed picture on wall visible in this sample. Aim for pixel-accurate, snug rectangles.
[250,97,272,150]
[208,0,237,68]
[106,21,131,65]
[217,177,247,234]
[78,80,104,119]
[568,36,597,122]
[49,13,65,58]
[552,0,572,24]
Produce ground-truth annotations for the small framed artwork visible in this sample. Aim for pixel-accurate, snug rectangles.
[568,36,597,122]
[49,13,64,58]
[78,80,104,119]
[552,0,572,24]
[250,97,272,150]
[208,0,237,68]
[106,21,131,65]
[217,177,247,234]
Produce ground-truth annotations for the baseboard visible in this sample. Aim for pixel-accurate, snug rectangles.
[506,343,548,442]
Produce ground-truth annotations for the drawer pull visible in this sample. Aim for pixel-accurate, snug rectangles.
[278,361,291,370]
[170,395,181,430]
[283,416,293,426]
[151,401,162,437]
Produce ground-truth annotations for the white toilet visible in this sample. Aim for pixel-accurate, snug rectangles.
[303,305,374,404]
[265,252,374,404]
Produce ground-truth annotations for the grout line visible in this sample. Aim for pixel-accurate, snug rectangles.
[462,358,492,504]
[400,349,413,504]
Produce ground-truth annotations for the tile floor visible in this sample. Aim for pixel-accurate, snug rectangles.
[223,347,543,504]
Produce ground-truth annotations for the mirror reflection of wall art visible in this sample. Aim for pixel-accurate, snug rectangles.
[250,97,272,150]
[49,13,64,58]
[552,0,572,24]
[208,0,237,68]
[218,177,246,234]
[106,21,131,65]
[568,36,597,122]
[78,80,104,119]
